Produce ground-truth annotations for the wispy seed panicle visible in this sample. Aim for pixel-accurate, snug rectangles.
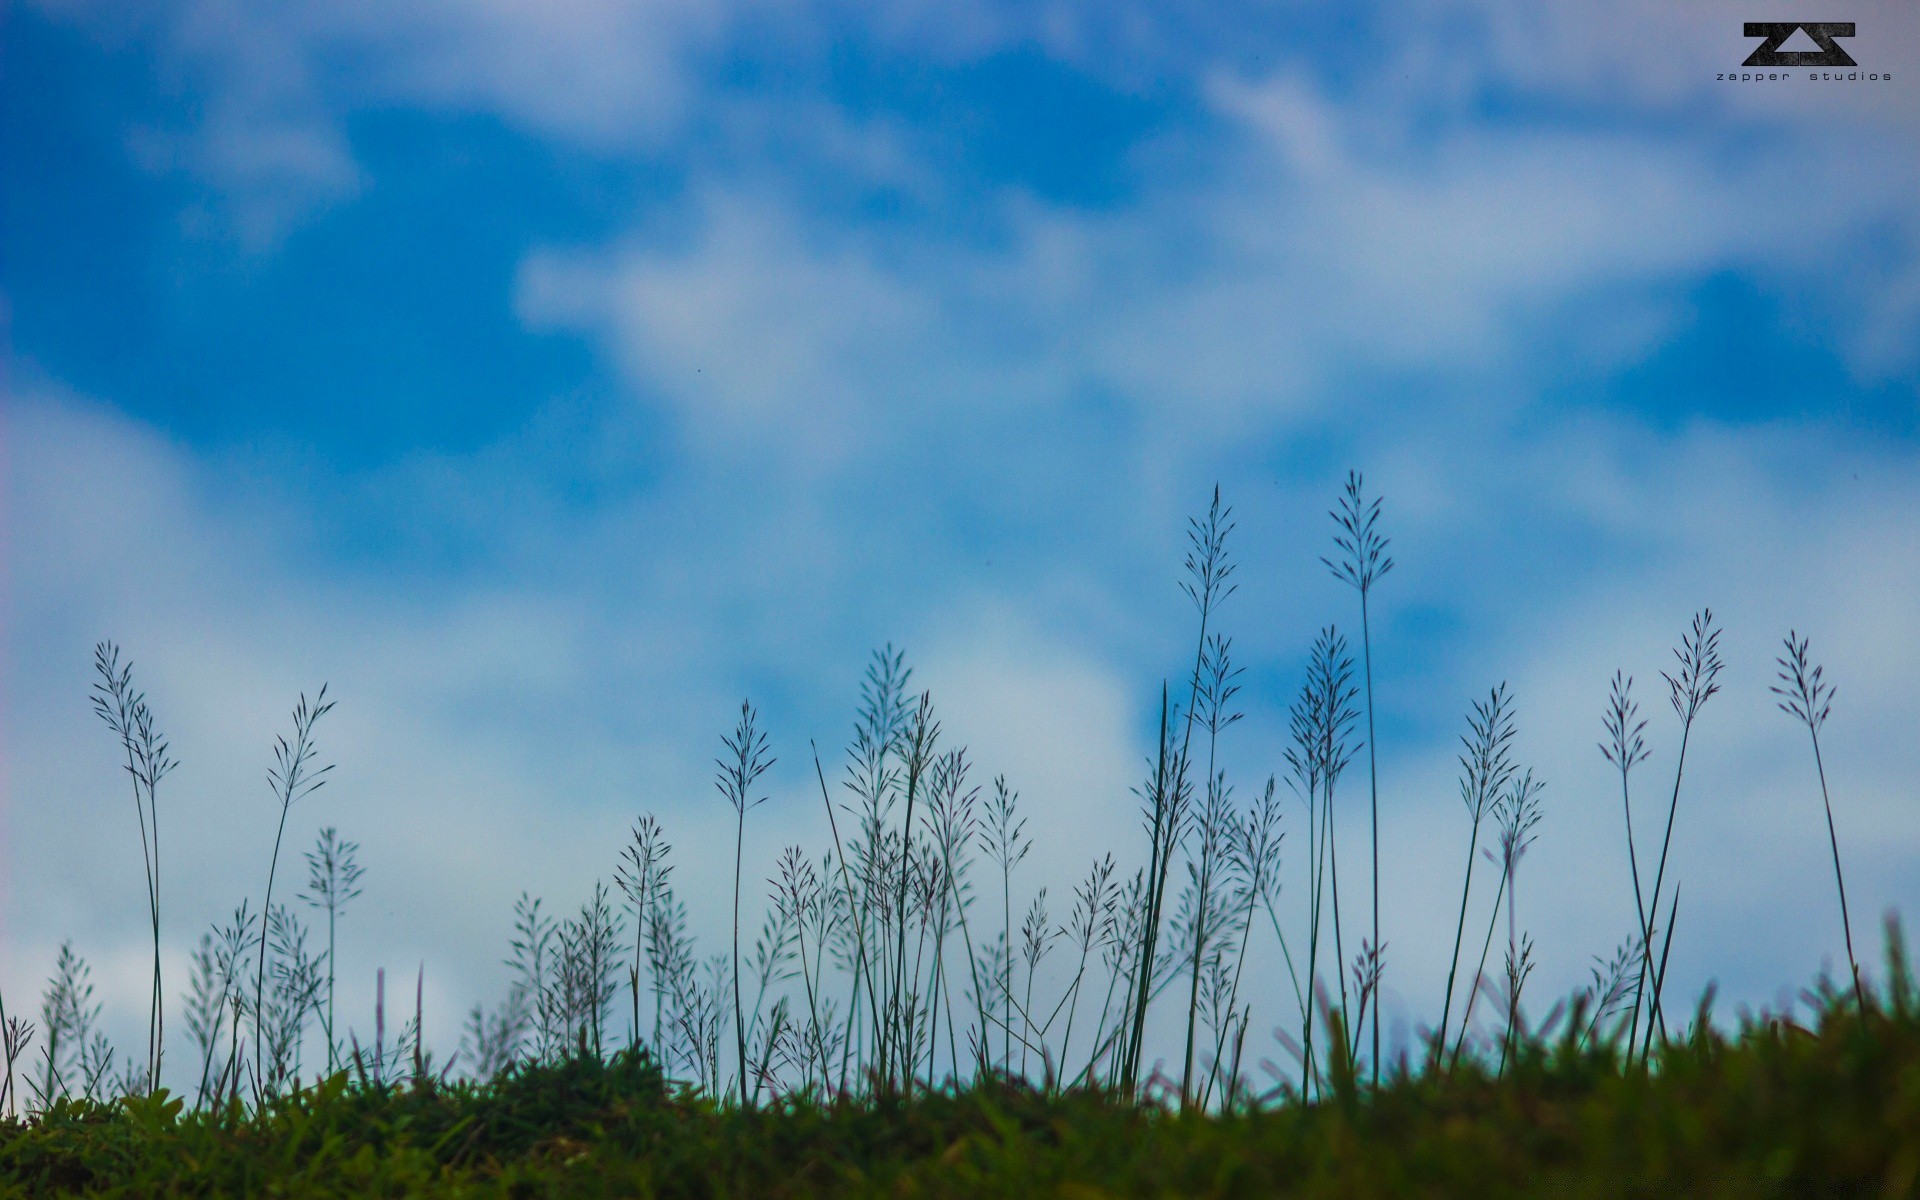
[91,642,179,792]
[1662,609,1724,725]
[1323,470,1395,595]
[1773,630,1835,733]
[1229,777,1286,908]
[1492,770,1545,869]
[717,701,776,816]
[1600,671,1651,772]
[981,775,1031,875]
[1772,629,1862,1015]
[1195,634,1246,740]
[1180,485,1238,616]
[1283,628,1360,797]
[1459,683,1518,823]
[859,644,915,753]
[269,686,338,808]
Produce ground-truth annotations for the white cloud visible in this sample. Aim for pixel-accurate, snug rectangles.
[355,0,730,148]
[11,0,1920,1084]
[518,195,942,461]
[509,39,1918,470]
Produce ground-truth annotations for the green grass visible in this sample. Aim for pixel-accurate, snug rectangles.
[5,962,1920,1197]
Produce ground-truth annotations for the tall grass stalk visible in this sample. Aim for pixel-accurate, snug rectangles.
[1324,472,1393,1083]
[1439,684,1517,1053]
[1773,631,1865,1015]
[1285,628,1357,1095]
[923,750,979,1084]
[615,816,672,1055]
[1119,688,1191,1093]
[1452,771,1542,1065]
[0,987,12,1116]
[981,775,1029,1076]
[90,642,176,1093]
[1179,633,1243,1106]
[0,988,28,1118]
[1053,854,1115,1088]
[1201,775,1286,1108]
[255,686,335,1101]
[1634,610,1722,1059]
[812,741,878,1092]
[1237,779,1307,1089]
[1116,488,1234,1095]
[823,648,922,1091]
[882,692,935,1092]
[1599,672,1653,1054]
[771,845,829,1087]
[717,701,774,1106]
[303,827,364,1073]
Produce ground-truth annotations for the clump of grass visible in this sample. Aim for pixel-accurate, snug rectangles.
[13,474,1904,1161]
[9,924,1920,1196]
[0,1007,29,1120]
[183,903,254,1107]
[544,883,625,1062]
[31,943,110,1108]
[1284,627,1359,1096]
[1176,632,1245,1106]
[615,815,673,1057]
[1111,487,1233,1095]
[1052,853,1115,1087]
[1209,776,1289,1106]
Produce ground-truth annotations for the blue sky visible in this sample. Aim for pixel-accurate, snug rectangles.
[5,0,1920,1080]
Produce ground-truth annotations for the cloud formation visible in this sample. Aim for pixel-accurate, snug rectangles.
[6,0,1918,1081]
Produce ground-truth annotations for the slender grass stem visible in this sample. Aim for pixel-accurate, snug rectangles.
[1439,685,1515,1052]
[718,701,774,1107]
[1326,473,1393,1086]
[1809,733,1865,1014]
[1633,611,1722,1058]
[1774,631,1865,1016]
[254,686,334,1104]
[1358,592,1380,1084]
[1601,672,1653,1057]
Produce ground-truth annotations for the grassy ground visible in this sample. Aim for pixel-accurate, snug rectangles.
[5,981,1919,1198]
[12,487,1907,1195]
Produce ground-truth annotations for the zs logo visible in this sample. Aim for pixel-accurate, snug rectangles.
[1743,22,1856,66]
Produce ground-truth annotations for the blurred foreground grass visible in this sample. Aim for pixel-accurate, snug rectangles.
[5,973,1920,1199]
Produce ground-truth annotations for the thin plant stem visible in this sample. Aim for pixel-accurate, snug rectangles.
[1773,631,1865,1015]
[1325,472,1393,1087]
[718,700,774,1107]
[1600,672,1654,1056]
[1635,610,1722,1058]
[1439,685,1515,1052]
[254,686,335,1103]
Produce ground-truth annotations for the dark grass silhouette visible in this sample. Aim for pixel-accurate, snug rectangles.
[3,476,1910,1195]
